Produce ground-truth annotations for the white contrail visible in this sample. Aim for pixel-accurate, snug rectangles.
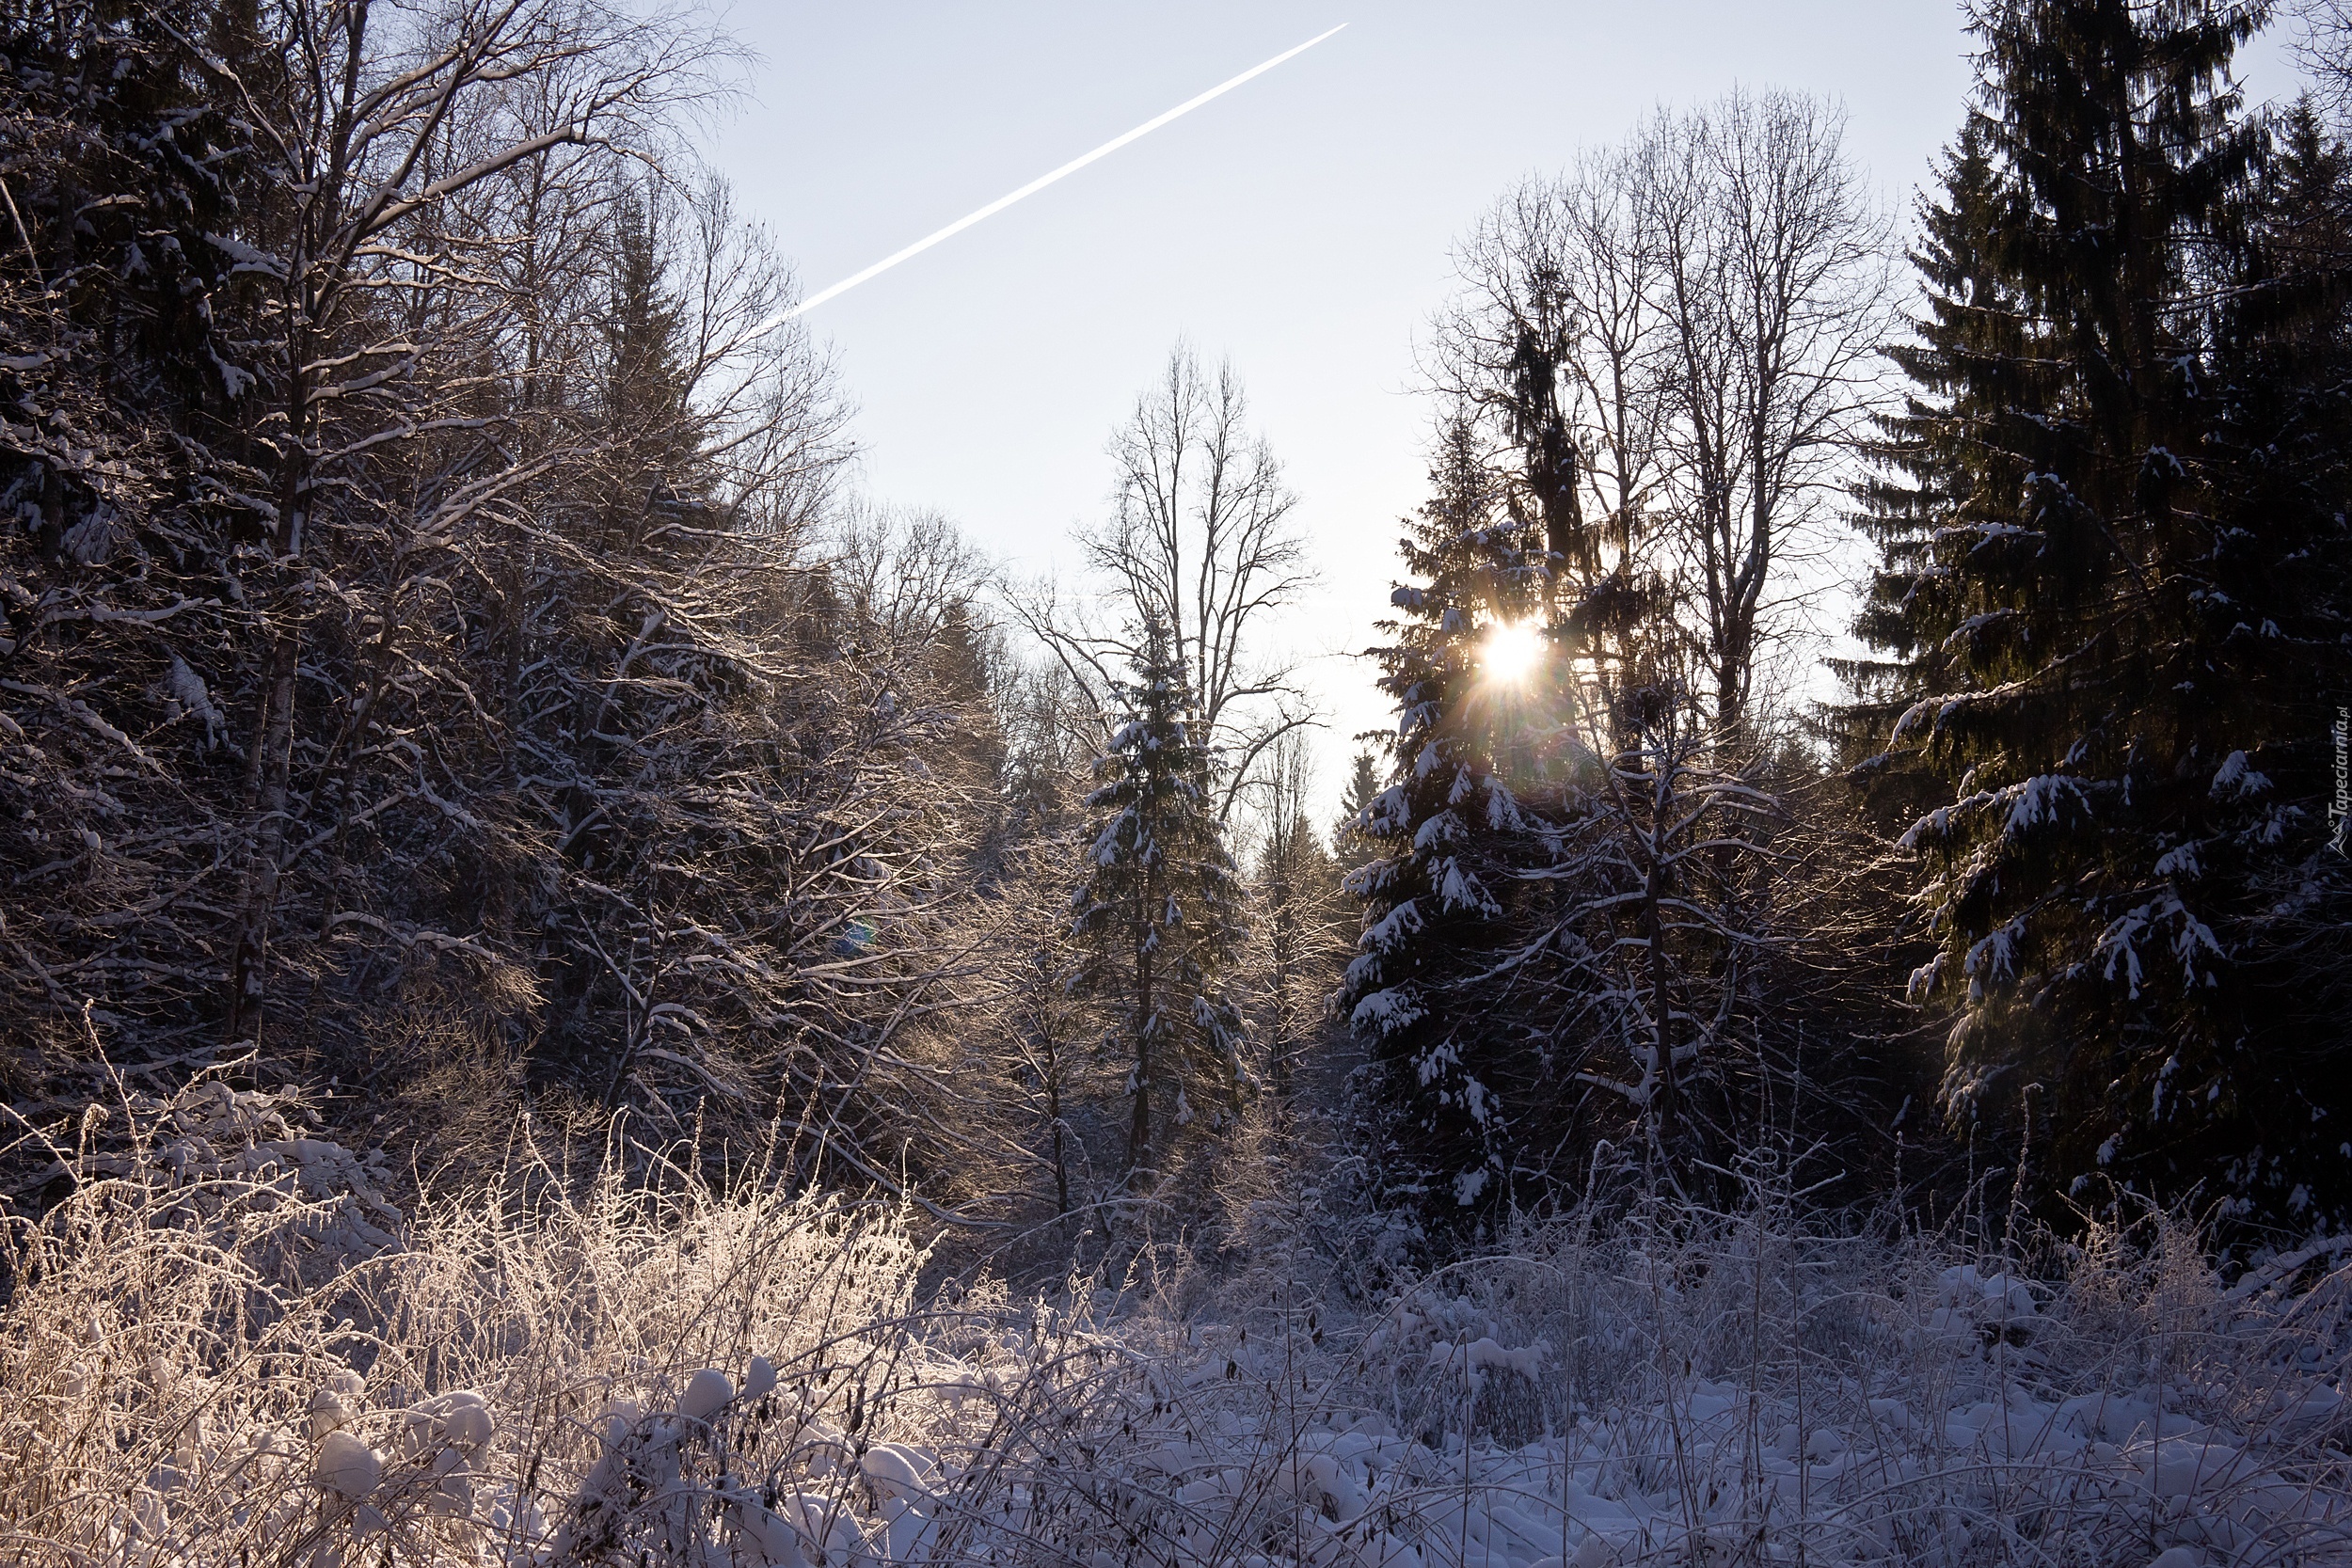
[761,24,1346,329]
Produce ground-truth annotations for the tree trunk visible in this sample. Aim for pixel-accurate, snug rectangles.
[1644,831,1677,1162]
[1047,1060,1070,1217]
[1269,869,1294,1099]
[1129,927,1154,1178]
[226,630,298,1045]
[226,261,314,1045]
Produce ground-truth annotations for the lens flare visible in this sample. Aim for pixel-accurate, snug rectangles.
[1482,620,1544,684]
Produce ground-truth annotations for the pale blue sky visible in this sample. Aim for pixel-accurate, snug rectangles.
[705,2,2304,803]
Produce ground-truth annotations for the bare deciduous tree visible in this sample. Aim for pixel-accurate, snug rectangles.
[1643,89,1895,738]
[1437,146,1671,605]
[1015,345,1314,815]
[1435,90,1892,745]
[2293,0,2352,124]
[830,502,993,658]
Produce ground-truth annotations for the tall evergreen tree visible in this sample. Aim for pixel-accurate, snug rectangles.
[1333,749,1385,872]
[1845,0,2352,1226]
[1341,418,1577,1221]
[599,188,702,515]
[1070,621,1251,1180]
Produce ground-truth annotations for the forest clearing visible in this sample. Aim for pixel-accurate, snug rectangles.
[2,1,2349,1563]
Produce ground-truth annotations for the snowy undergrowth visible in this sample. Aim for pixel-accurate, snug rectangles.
[3,1082,2347,1568]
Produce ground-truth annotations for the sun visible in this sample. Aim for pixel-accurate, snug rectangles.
[1481,620,1545,684]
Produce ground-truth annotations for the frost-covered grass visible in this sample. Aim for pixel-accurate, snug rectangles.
[3,1079,2348,1567]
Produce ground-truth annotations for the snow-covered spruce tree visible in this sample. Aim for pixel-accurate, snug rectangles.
[1844,0,2352,1225]
[1070,620,1250,1180]
[1341,417,1577,1223]
[1331,749,1386,874]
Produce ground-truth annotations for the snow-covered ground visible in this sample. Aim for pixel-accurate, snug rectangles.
[4,1079,2346,1567]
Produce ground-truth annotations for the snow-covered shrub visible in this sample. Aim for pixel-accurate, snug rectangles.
[0,1079,1135,1567]
[5,1080,2346,1567]
[1269,1195,2352,1568]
